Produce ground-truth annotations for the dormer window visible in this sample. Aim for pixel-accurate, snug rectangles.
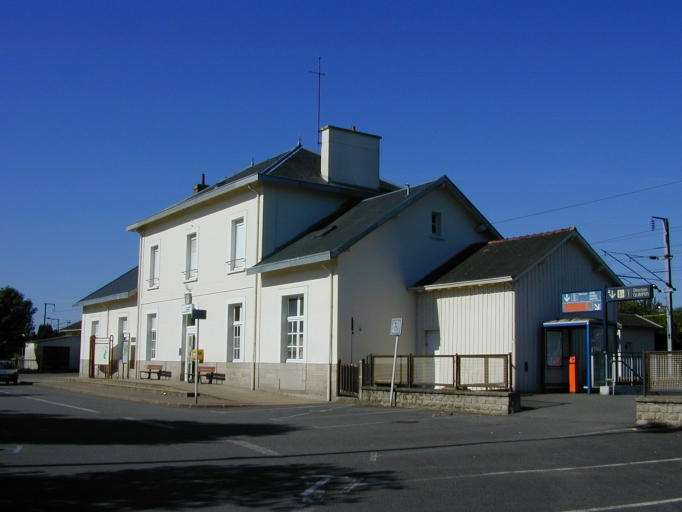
[431,212,442,237]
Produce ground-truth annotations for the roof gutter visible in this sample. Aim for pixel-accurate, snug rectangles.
[126,174,259,232]
[246,251,332,275]
[409,276,512,292]
[73,289,137,308]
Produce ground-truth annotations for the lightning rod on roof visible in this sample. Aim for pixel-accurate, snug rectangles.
[309,56,326,145]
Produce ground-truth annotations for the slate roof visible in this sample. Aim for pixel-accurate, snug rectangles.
[74,267,138,307]
[127,144,397,232]
[248,176,501,275]
[412,228,620,288]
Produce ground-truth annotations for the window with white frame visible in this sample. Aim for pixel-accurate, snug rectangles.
[227,303,243,361]
[285,295,305,361]
[148,244,160,288]
[431,211,442,236]
[185,232,198,281]
[90,320,99,338]
[118,317,128,344]
[228,216,246,272]
[147,314,158,360]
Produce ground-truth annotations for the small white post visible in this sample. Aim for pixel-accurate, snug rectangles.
[389,335,399,407]
[388,318,403,408]
[194,318,199,405]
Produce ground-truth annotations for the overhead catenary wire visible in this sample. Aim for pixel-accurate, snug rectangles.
[494,178,682,224]
[602,250,667,287]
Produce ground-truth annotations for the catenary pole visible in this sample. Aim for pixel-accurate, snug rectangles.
[653,217,674,351]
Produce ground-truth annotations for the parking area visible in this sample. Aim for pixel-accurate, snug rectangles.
[2,380,681,510]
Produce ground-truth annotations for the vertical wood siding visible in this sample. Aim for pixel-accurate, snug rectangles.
[417,284,515,357]
[417,237,617,393]
[515,239,616,392]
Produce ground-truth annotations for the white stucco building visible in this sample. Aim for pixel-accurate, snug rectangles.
[76,126,506,398]
[75,267,138,377]
[76,125,625,397]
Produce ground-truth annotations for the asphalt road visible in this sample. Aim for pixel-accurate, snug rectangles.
[1,383,681,511]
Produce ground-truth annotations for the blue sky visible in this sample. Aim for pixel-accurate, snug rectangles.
[1,1,680,328]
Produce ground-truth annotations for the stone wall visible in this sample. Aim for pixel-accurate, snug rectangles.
[360,386,520,415]
[635,396,682,428]
[256,362,333,399]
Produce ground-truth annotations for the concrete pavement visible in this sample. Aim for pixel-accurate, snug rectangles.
[18,372,641,427]
[21,372,323,408]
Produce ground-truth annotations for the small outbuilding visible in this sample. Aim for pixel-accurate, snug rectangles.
[617,313,663,353]
[24,321,82,372]
[411,228,621,393]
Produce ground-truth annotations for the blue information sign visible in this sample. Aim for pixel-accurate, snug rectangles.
[561,290,602,313]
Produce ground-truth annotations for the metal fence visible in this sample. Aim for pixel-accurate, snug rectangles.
[644,351,682,394]
[15,358,38,371]
[604,352,643,386]
[338,361,360,397]
[366,353,512,391]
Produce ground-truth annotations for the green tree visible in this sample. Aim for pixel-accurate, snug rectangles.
[35,324,56,339]
[617,298,661,315]
[0,286,37,357]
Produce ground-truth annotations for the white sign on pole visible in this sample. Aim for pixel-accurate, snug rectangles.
[389,317,403,408]
[181,303,194,315]
[390,318,403,336]
[95,344,109,365]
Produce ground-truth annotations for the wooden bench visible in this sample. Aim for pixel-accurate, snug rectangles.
[139,364,172,380]
[191,365,225,384]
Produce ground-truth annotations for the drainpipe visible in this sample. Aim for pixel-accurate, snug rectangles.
[321,263,334,402]
[248,185,261,391]
[133,230,144,379]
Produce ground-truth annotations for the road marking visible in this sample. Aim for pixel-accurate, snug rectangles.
[340,477,361,494]
[122,417,176,430]
[405,456,682,483]
[312,420,399,429]
[301,474,332,504]
[272,411,313,421]
[228,439,279,456]
[561,496,682,511]
[24,396,100,414]
[211,404,351,415]
[270,404,355,422]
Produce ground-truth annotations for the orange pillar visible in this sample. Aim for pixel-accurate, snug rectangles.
[568,356,577,393]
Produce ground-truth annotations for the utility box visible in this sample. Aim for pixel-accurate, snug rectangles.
[569,356,577,393]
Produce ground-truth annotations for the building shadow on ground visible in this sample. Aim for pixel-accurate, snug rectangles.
[0,411,297,445]
[0,463,401,510]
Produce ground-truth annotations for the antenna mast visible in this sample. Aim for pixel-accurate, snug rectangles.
[309,56,326,145]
